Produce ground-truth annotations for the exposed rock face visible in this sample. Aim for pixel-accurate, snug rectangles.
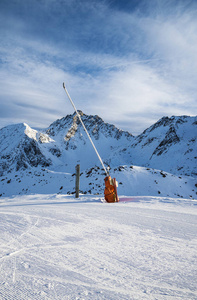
[0,123,52,175]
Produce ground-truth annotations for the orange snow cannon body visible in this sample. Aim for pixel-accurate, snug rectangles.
[104,176,119,203]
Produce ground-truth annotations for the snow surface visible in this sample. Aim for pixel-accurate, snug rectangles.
[1,164,197,199]
[0,194,197,299]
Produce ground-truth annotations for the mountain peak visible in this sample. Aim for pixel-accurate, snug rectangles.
[46,111,133,141]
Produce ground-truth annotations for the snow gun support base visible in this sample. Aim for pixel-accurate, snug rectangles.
[104,176,119,203]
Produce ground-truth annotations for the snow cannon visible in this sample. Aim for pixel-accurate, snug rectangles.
[104,176,119,203]
[63,82,119,202]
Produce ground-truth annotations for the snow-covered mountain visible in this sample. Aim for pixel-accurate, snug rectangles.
[45,111,134,171]
[112,115,197,177]
[0,112,196,198]
[0,123,52,175]
[0,111,133,175]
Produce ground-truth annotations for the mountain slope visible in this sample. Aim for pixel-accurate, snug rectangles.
[0,112,134,175]
[0,113,196,198]
[111,115,197,177]
[0,123,52,175]
[45,111,134,171]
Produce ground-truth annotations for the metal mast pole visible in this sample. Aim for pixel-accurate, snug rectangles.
[63,82,108,176]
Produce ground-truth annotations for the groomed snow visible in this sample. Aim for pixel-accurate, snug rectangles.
[0,194,197,299]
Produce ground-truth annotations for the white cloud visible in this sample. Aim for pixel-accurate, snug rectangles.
[0,0,197,134]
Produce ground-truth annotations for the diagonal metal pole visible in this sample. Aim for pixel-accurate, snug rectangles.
[63,82,109,176]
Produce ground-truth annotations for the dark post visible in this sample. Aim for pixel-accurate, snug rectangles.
[75,164,80,198]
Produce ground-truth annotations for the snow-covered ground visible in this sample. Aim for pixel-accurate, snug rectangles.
[0,194,197,299]
[1,164,197,199]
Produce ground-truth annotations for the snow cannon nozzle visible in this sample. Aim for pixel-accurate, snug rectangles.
[63,82,65,89]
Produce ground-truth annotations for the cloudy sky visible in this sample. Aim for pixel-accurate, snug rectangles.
[0,0,197,135]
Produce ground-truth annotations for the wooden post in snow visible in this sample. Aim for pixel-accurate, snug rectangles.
[75,164,80,198]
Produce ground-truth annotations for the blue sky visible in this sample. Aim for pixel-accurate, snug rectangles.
[0,0,197,135]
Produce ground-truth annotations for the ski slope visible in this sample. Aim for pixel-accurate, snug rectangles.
[0,194,197,299]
